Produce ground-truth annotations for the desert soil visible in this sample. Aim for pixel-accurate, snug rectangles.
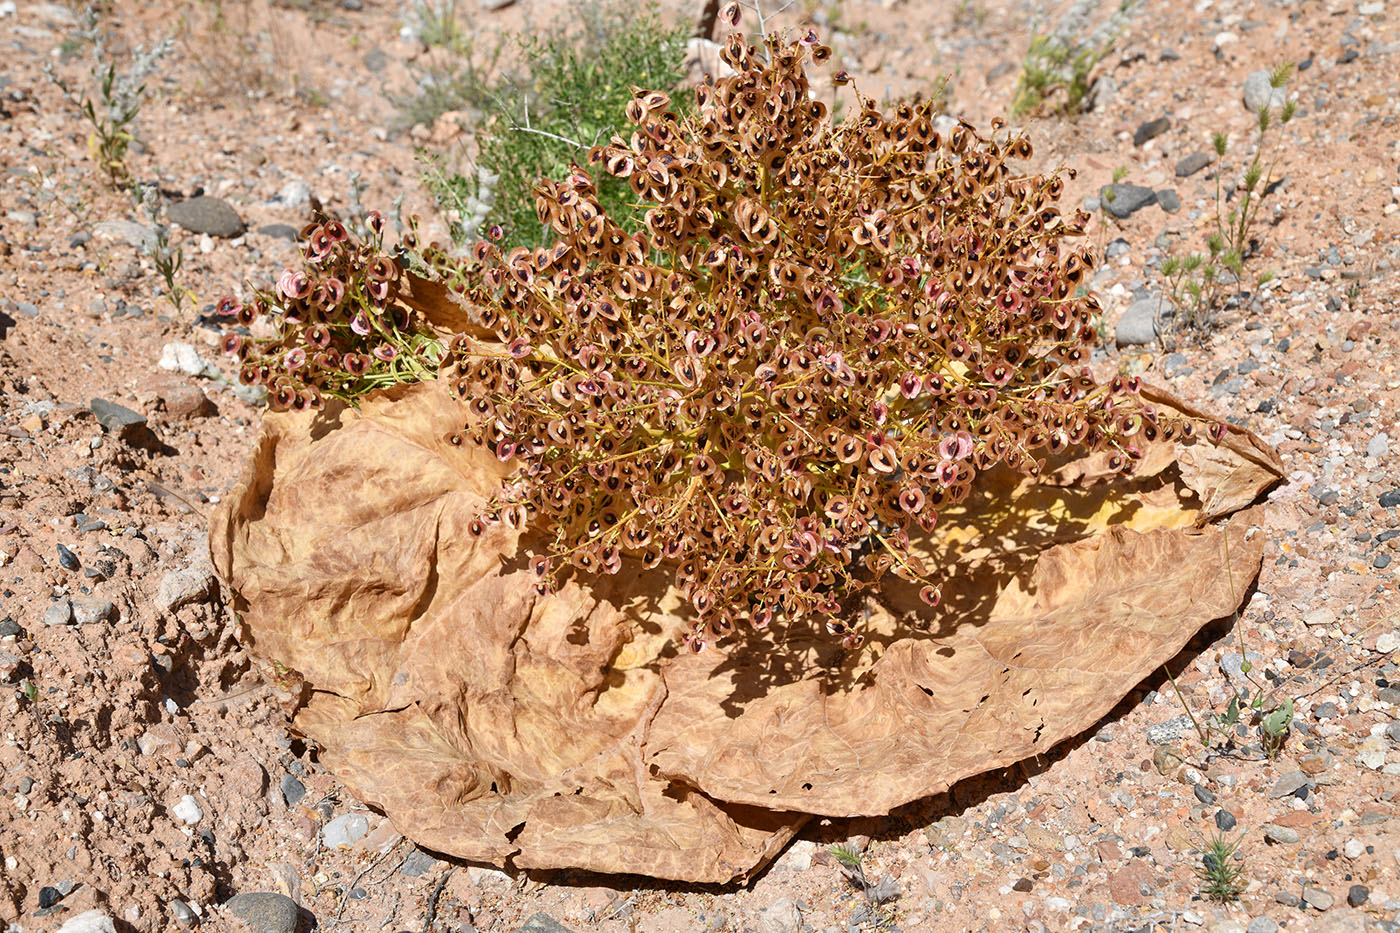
[1,0,1398,931]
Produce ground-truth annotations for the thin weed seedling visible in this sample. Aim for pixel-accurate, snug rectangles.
[1194,830,1246,902]
[138,186,194,313]
[1159,63,1295,340]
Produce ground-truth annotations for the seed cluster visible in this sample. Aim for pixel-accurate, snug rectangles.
[428,23,1216,651]
[217,215,443,410]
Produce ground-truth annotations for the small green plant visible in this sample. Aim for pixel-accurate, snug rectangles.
[139,186,195,313]
[1260,696,1293,758]
[421,0,691,250]
[1195,830,1246,902]
[1010,0,1136,118]
[391,1,504,133]
[47,31,172,188]
[1159,63,1295,338]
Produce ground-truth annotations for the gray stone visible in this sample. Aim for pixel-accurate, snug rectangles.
[70,597,115,625]
[1105,237,1130,259]
[1216,809,1237,831]
[479,0,518,8]
[1133,116,1170,146]
[1275,891,1301,907]
[93,220,156,252]
[1243,69,1287,114]
[514,914,576,933]
[322,812,370,848]
[43,599,74,627]
[1367,434,1389,459]
[169,899,197,927]
[1163,352,1190,377]
[1146,715,1193,744]
[1115,297,1164,347]
[280,774,306,807]
[1157,189,1182,213]
[1220,651,1263,679]
[89,398,147,440]
[1386,721,1400,743]
[1269,770,1310,798]
[167,196,245,238]
[258,223,299,241]
[1176,152,1213,177]
[363,48,388,73]
[1246,918,1278,933]
[155,563,217,614]
[1099,183,1157,219]
[0,652,23,684]
[400,848,438,877]
[1347,884,1369,906]
[1301,886,1334,910]
[1264,823,1299,844]
[225,892,300,933]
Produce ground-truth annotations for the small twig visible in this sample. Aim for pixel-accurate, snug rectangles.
[331,836,406,927]
[422,866,455,933]
[509,124,589,149]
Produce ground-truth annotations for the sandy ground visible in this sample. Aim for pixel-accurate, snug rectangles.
[1,0,1398,930]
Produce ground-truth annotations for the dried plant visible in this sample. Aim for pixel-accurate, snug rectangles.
[425,14,1215,651]
[227,12,1221,650]
[216,215,444,410]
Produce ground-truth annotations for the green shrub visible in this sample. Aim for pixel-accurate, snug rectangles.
[422,0,690,249]
[1010,0,1136,118]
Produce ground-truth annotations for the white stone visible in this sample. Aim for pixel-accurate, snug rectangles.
[756,897,803,933]
[1357,736,1388,770]
[172,794,203,825]
[57,909,117,933]
[322,812,370,849]
[1377,633,1400,653]
[158,342,218,378]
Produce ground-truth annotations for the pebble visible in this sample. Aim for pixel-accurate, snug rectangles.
[55,543,80,570]
[1368,434,1389,459]
[56,911,116,933]
[1099,183,1158,219]
[1116,296,1164,346]
[1263,823,1299,844]
[1270,771,1312,798]
[1220,651,1263,679]
[167,196,245,238]
[0,651,22,683]
[514,914,577,933]
[1146,715,1194,744]
[1133,116,1170,147]
[755,898,802,933]
[0,618,20,637]
[1152,745,1185,776]
[1381,488,1400,508]
[1275,891,1301,907]
[1177,152,1213,177]
[1347,884,1369,906]
[1216,809,1238,831]
[1157,189,1181,213]
[155,563,217,614]
[1245,919,1278,933]
[1194,784,1216,805]
[258,223,299,241]
[169,899,197,927]
[70,597,115,625]
[158,342,218,378]
[1301,886,1334,910]
[399,848,438,877]
[172,794,203,825]
[225,892,301,933]
[322,812,370,849]
[279,774,306,807]
[1243,69,1287,114]
[43,599,73,626]
[1386,722,1400,743]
